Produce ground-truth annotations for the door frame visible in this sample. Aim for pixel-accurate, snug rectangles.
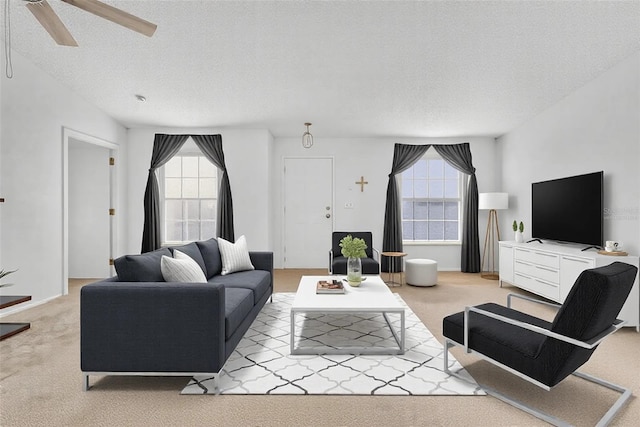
[281,156,335,268]
[62,127,118,295]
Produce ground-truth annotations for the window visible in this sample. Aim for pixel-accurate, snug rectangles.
[162,152,217,244]
[401,152,462,242]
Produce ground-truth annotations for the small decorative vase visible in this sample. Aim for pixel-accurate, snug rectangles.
[347,256,362,286]
[515,231,524,243]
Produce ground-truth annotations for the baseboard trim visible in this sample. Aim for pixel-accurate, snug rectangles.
[0,294,61,318]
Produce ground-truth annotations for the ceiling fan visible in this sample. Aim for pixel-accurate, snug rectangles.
[24,0,157,47]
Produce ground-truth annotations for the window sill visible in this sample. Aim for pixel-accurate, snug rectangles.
[403,241,461,246]
[161,241,193,247]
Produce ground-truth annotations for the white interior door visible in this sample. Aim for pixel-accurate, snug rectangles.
[283,157,333,268]
[68,140,111,278]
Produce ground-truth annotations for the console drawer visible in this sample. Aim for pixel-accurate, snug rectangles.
[514,272,560,302]
[515,248,559,269]
[515,261,559,284]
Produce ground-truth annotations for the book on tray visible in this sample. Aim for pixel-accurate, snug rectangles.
[316,279,344,294]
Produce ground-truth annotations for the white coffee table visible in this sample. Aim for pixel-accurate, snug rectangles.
[290,275,405,355]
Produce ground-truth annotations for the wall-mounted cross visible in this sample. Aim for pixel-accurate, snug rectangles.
[355,176,368,192]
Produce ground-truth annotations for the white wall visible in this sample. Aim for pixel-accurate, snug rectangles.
[68,141,110,278]
[271,136,499,270]
[125,131,498,270]
[125,128,273,254]
[498,51,640,255]
[3,43,635,310]
[0,51,126,305]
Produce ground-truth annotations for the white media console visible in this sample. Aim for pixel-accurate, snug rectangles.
[499,241,639,330]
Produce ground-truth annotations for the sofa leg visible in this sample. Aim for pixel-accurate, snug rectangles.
[83,374,90,391]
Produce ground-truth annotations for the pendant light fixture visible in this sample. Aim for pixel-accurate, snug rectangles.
[302,122,313,148]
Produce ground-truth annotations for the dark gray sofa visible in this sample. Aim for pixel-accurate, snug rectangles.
[80,238,273,391]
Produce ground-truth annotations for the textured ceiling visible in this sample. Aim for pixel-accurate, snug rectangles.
[3,0,640,138]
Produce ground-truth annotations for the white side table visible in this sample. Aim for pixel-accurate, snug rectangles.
[406,259,438,287]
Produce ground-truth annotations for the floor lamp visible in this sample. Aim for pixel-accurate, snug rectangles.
[479,192,508,280]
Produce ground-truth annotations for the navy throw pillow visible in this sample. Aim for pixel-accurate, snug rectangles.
[114,248,171,282]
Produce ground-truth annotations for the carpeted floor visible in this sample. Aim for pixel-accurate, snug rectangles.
[1,270,639,426]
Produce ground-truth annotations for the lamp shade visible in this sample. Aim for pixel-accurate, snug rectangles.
[478,192,509,210]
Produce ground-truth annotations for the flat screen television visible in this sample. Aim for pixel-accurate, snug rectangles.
[531,171,603,248]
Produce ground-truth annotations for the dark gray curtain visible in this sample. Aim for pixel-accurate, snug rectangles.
[141,134,189,253]
[434,143,480,272]
[382,143,431,272]
[382,142,480,273]
[191,134,235,242]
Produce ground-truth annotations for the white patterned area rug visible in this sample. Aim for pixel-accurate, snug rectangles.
[181,293,484,396]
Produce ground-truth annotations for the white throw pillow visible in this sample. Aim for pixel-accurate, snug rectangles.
[218,235,255,275]
[161,250,207,283]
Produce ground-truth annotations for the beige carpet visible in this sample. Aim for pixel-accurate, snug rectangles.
[1,270,639,426]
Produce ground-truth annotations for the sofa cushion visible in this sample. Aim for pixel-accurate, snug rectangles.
[332,256,380,275]
[218,235,255,275]
[169,242,207,275]
[161,250,207,283]
[208,270,271,305]
[114,248,171,282]
[224,287,254,340]
[196,238,223,279]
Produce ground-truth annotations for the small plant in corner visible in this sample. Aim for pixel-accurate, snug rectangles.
[339,235,367,258]
[512,220,518,232]
[519,221,524,233]
[0,268,17,288]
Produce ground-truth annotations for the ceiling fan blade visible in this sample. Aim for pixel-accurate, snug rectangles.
[26,0,78,46]
[62,0,157,37]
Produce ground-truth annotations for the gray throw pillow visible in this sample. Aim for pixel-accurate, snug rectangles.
[169,242,207,275]
[218,235,255,275]
[161,250,207,283]
[196,238,223,278]
[114,248,171,282]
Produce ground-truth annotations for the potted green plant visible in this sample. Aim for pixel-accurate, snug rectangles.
[339,235,367,286]
[513,220,525,242]
[511,220,525,243]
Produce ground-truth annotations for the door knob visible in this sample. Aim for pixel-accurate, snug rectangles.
[326,213,331,218]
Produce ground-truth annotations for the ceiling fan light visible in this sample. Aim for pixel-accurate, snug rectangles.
[302,122,313,148]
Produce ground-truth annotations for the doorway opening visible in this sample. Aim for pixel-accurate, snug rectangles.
[62,127,118,295]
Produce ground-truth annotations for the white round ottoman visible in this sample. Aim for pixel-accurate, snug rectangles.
[405,259,437,287]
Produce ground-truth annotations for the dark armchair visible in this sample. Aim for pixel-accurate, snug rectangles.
[442,261,638,426]
[329,231,380,275]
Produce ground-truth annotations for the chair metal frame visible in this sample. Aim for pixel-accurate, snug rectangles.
[443,293,631,427]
